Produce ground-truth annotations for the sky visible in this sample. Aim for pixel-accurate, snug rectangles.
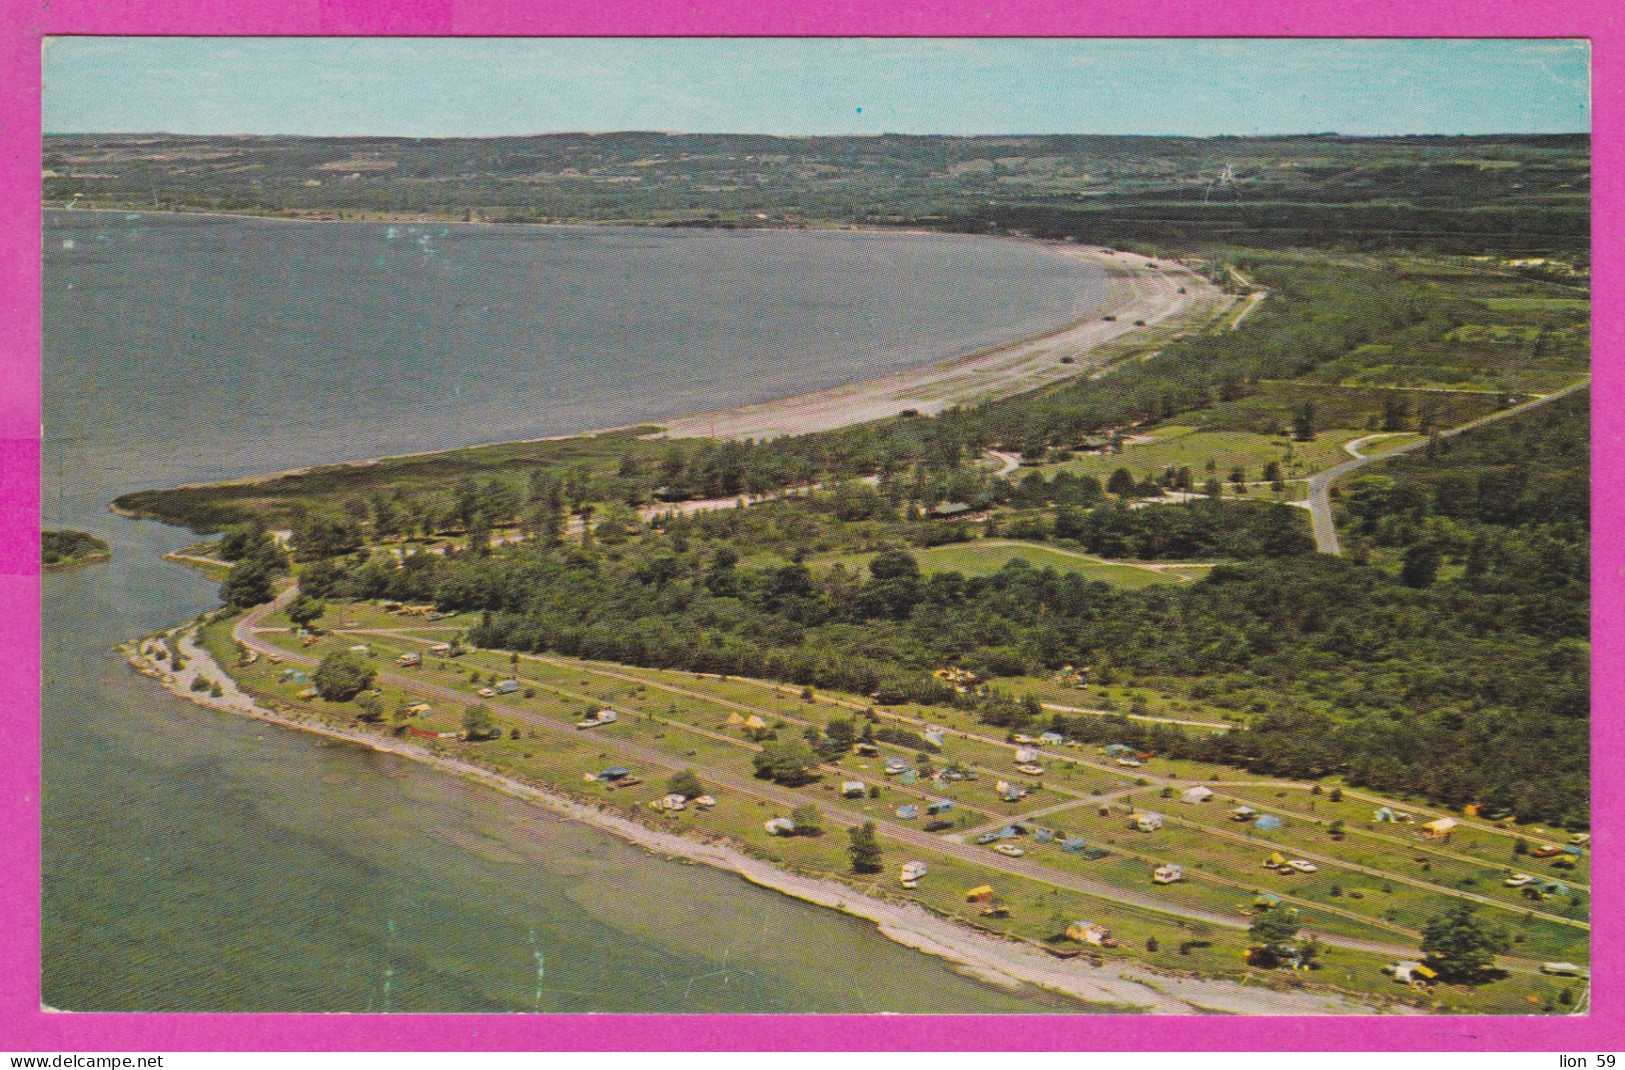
[42,37,1590,138]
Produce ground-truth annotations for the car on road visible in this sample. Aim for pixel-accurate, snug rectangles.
[992,844,1025,857]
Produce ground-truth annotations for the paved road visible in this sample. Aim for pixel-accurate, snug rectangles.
[1304,378,1591,555]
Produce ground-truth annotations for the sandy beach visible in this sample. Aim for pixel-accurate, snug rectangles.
[656,247,1225,441]
[122,616,1401,1017]
[131,244,1225,501]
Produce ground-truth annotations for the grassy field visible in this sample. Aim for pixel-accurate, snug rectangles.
[807,542,1194,587]
[1032,427,1370,486]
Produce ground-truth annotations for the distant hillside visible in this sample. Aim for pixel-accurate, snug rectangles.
[44,131,1590,256]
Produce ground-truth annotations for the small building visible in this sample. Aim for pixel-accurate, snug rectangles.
[1419,817,1458,840]
[1065,921,1115,947]
[1387,961,1439,985]
[1254,814,1284,832]
[1130,812,1164,833]
[764,817,797,836]
[1540,962,1590,978]
[1182,786,1215,804]
[1152,863,1184,884]
[842,781,868,798]
[965,885,996,903]
[900,861,927,888]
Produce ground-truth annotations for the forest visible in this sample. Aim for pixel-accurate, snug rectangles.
[208,384,1589,828]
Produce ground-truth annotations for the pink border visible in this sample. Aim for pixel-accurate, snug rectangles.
[4,0,1618,1051]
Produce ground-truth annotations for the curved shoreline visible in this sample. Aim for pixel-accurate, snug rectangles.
[110,242,1219,499]
[120,615,1393,1016]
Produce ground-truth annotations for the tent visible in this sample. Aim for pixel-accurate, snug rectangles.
[1182,786,1215,804]
[1420,817,1458,839]
[1255,814,1285,832]
[895,805,921,820]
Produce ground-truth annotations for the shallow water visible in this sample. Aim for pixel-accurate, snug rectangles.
[41,213,1111,1012]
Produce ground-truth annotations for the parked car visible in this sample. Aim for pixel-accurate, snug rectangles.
[974,832,1001,845]
[992,843,1025,857]
[1286,860,1319,873]
[1504,874,1537,888]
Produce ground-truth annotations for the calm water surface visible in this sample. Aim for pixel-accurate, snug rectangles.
[41,211,1110,1013]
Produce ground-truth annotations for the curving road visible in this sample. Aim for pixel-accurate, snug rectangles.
[1305,378,1591,555]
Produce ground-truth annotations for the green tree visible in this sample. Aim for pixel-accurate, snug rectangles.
[286,594,326,630]
[1107,467,1137,498]
[220,558,276,608]
[1248,905,1303,968]
[751,741,820,787]
[790,804,823,835]
[1400,543,1441,588]
[847,820,883,874]
[1420,902,1509,983]
[666,769,705,799]
[462,703,497,739]
[1292,402,1317,442]
[311,651,375,702]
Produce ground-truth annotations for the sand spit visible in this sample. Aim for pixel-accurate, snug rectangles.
[122,618,1399,1017]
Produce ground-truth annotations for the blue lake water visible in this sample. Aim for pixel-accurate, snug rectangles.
[41,211,1111,1013]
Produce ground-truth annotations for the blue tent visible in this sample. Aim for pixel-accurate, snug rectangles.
[1060,837,1090,853]
[1033,827,1057,844]
[1255,814,1285,831]
[895,805,920,820]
